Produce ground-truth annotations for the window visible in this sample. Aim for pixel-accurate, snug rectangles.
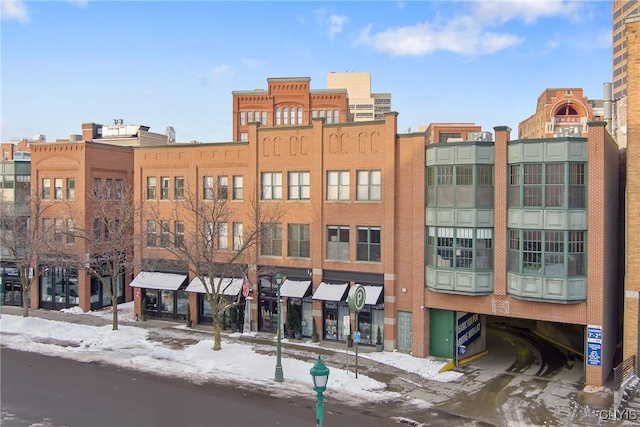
[507,229,584,276]
[288,224,310,258]
[203,222,214,250]
[42,178,51,199]
[233,223,243,251]
[54,179,63,200]
[93,178,102,198]
[569,163,585,208]
[427,165,494,208]
[327,226,350,260]
[218,176,228,199]
[115,179,122,199]
[146,177,156,200]
[203,176,214,200]
[105,179,113,199]
[261,111,267,125]
[160,221,170,248]
[427,227,493,270]
[93,218,101,240]
[283,107,289,125]
[66,219,75,244]
[240,133,248,142]
[161,177,170,200]
[233,176,243,200]
[146,221,157,247]
[175,221,184,248]
[356,170,381,201]
[476,165,493,208]
[104,219,110,241]
[288,171,310,200]
[240,111,246,126]
[247,111,253,123]
[43,218,51,244]
[436,166,454,207]
[325,110,332,124]
[174,176,184,200]
[509,163,586,209]
[327,171,350,201]
[544,163,564,207]
[333,110,339,123]
[357,226,381,262]
[275,108,281,125]
[297,108,303,124]
[262,172,282,200]
[217,222,228,250]
[261,223,282,256]
[54,219,63,244]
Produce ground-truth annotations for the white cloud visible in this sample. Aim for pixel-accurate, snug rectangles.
[66,0,90,7]
[242,57,263,68]
[209,65,231,82]
[1,0,29,23]
[396,1,406,11]
[313,8,349,39]
[328,14,349,39]
[354,0,588,57]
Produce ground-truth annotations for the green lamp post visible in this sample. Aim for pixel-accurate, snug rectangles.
[274,273,284,382]
[309,356,330,427]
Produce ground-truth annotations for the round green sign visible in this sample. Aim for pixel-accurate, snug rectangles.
[348,285,366,312]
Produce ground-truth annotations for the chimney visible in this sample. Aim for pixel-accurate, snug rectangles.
[604,83,613,130]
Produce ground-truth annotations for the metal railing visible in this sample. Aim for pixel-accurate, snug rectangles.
[613,355,637,411]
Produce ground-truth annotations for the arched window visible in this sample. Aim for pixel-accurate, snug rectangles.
[290,107,295,125]
[283,107,289,125]
[554,105,579,123]
[298,107,303,124]
[275,108,281,125]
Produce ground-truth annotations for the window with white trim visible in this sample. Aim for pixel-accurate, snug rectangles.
[327,171,350,201]
[327,225,350,260]
[288,171,310,200]
[356,170,381,201]
[262,172,282,200]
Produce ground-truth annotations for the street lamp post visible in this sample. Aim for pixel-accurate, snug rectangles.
[274,273,284,382]
[309,356,330,427]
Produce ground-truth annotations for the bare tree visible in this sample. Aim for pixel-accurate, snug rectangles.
[60,182,142,330]
[148,184,283,350]
[0,188,59,318]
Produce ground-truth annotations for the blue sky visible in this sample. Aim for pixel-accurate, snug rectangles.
[2,0,612,143]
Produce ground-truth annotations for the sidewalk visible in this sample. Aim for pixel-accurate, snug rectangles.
[2,305,637,426]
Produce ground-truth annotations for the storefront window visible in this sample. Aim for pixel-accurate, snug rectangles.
[177,289,188,318]
[337,305,350,341]
[91,280,100,303]
[301,300,313,336]
[42,275,53,302]
[161,290,174,315]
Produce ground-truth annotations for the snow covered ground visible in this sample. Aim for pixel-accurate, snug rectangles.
[0,302,461,406]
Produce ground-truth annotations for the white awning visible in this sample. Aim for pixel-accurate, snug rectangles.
[359,285,384,305]
[129,272,187,291]
[186,277,242,296]
[280,279,312,298]
[312,282,349,302]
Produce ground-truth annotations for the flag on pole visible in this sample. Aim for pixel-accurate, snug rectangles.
[242,273,251,297]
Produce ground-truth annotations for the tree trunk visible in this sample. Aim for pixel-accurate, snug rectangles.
[111,294,119,331]
[213,316,222,350]
[22,287,29,318]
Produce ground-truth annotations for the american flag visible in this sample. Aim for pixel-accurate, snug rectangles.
[242,273,251,297]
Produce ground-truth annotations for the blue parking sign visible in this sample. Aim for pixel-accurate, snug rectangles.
[353,331,361,344]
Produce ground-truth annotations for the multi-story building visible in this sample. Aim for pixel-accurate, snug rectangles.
[27,122,168,312]
[422,123,619,387]
[518,88,603,139]
[24,78,621,387]
[326,72,392,122]
[613,1,639,148]
[1,139,32,307]
[614,0,639,100]
[231,77,352,142]
[624,13,640,373]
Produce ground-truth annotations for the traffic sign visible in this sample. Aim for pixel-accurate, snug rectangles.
[353,331,361,344]
[348,285,366,312]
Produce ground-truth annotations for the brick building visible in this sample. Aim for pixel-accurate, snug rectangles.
[23,77,622,387]
[518,88,603,139]
[231,77,352,143]
[624,14,640,372]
